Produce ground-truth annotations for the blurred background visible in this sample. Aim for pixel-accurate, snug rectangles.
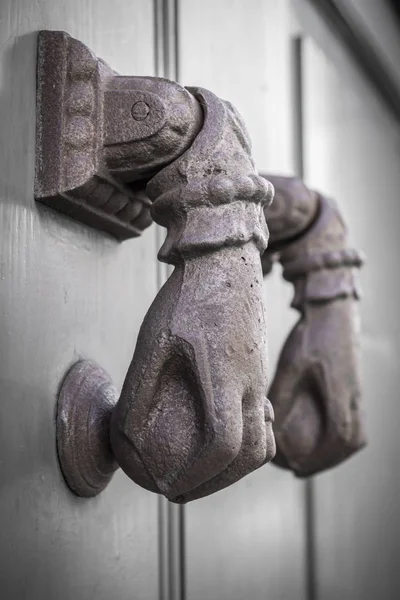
[0,1,399,599]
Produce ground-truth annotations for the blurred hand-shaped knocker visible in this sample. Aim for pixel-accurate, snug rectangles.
[261,175,367,477]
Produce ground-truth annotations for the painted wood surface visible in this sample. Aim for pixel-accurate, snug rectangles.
[301,34,400,600]
[2,1,397,599]
[0,1,160,598]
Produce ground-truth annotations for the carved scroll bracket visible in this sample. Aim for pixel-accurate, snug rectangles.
[35,30,202,239]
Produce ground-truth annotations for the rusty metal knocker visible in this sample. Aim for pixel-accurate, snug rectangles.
[35,31,276,503]
[262,175,366,477]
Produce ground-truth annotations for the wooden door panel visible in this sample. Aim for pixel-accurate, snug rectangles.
[178,2,307,599]
[0,1,159,598]
[302,36,400,600]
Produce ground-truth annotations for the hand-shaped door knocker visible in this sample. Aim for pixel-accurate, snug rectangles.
[35,32,365,503]
[35,31,275,503]
[262,175,366,477]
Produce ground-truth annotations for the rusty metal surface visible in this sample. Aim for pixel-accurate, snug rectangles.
[50,32,275,503]
[264,174,319,249]
[262,175,366,477]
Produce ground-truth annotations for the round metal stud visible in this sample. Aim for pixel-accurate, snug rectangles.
[57,360,119,497]
[131,100,150,121]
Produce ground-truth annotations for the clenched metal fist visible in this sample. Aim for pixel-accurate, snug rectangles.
[110,90,276,503]
[262,175,366,477]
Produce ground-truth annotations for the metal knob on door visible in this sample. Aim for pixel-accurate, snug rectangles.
[35,31,276,503]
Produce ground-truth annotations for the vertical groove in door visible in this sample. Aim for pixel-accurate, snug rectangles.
[292,36,304,179]
[178,498,186,600]
[168,502,185,600]
[154,5,169,600]
[292,35,317,600]
[158,496,169,600]
[167,4,185,600]
[174,0,180,83]
[154,1,185,599]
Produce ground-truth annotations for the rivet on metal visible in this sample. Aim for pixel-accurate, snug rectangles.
[131,100,150,121]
